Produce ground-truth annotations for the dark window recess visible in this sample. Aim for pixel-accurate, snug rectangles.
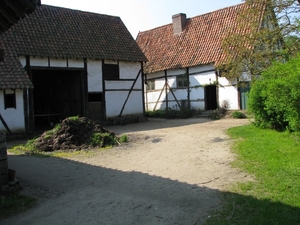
[88,93,102,102]
[4,90,16,109]
[177,74,189,88]
[146,79,155,91]
[103,64,119,80]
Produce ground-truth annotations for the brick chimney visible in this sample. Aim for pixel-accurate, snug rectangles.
[172,13,186,35]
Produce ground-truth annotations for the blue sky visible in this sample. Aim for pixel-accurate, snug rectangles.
[42,0,243,38]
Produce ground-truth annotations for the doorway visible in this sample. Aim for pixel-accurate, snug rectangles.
[205,85,217,110]
[32,69,86,127]
[240,82,250,110]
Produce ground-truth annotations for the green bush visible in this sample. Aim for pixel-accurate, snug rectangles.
[90,132,116,147]
[146,107,193,119]
[232,111,247,119]
[118,134,128,143]
[249,54,300,131]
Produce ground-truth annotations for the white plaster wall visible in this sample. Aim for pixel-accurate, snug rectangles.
[189,64,214,74]
[0,90,25,133]
[30,57,48,67]
[168,77,176,88]
[219,86,239,110]
[146,66,216,111]
[146,71,164,79]
[155,78,165,89]
[105,61,144,117]
[19,56,84,68]
[146,91,164,103]
[190,86,205,100]
[218,77,237,86]
[50,58,67,67]
[106,76,142,90]
[168,89,188,101]
[191,72,216,86]
[106,91,143,117]
[147,102,165,111]
[167,68,186,76]
[190,101,205,110]
[68,59,84,68]
[120,61,141,79]
[88,60,102,92]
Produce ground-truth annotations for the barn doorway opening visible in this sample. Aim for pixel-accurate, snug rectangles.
[32,69,86,128]
[205,85,217,110]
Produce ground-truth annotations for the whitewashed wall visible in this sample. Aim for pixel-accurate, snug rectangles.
[0,90,25,133]
[106,91,144,117]
[18,56,150,124]
[19,56,85,68]
[145,63,242,111]
[105,62,144,117]
[218,77,239,109]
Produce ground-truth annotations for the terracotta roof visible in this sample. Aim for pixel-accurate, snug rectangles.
[136,3,261,74]
[0,4,147,89]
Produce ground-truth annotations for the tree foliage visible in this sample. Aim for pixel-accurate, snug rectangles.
[219,0,300,79]
[248,54,300,131]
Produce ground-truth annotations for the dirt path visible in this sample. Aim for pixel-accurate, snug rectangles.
[3,118,250,225]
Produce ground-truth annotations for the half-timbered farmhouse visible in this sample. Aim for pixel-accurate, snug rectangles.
[0,4,147,133]
[136,3,254,113]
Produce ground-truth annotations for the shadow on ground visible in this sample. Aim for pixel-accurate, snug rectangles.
[2,153,300,225]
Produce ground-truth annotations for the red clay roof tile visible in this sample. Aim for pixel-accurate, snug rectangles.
[137,3,259,74]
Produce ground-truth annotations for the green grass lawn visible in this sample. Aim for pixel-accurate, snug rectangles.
[205,125,300,225]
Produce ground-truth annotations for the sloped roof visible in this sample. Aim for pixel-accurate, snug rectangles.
[0,0,40,33]
[2,5,147,61]
[136,3,258,74]
[0,4,147,89]
[0,42,33,89]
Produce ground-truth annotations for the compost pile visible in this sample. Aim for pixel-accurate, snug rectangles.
[34,117,115,151]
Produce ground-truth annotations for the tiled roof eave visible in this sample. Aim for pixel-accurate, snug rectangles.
[144,60,217,74]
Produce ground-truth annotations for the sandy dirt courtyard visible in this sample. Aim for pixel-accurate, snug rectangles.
[2,117,250,225]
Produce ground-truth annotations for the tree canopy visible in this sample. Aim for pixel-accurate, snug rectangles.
[219,0,300,79]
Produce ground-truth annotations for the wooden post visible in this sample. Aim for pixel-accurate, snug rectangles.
[118,69,142,117]
[0,114,12,134]
[0,132,8,189]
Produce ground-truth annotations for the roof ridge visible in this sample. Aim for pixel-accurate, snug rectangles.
[138,2,245,35]
[190,2,245,19]
[41,4,121,19]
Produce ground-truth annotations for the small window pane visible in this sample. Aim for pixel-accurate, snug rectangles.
[177,74,188,88]
[147,79,155,90]
[4,91,16,109]
[103,64,119,80]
